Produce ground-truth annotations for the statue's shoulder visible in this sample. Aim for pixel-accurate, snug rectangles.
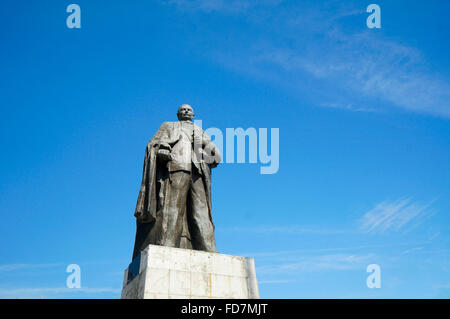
[160,121,177,128]
[147,122,175,146]
[192,122,205,132]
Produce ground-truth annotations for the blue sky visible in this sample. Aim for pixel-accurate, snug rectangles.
[0,0,449,298]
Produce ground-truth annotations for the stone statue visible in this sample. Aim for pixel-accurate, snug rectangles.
[131,104,221,260]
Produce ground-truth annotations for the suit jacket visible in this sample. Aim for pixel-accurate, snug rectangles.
[133,121,221,224]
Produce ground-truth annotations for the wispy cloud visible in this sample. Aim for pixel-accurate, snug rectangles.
[164,1,450,118]
[0,261,123,273]
[220,29,450,118]
[320,102,379,113]
[218,225,347,235]
[239,241,432,258]
[358,197,436,234]
[401,246,425,255]
[0,263,64,272]
[0,287,120,298]
[164,0,282,13]
[305,32,450,117]
[257,253,376,275]
[0,262,123,298]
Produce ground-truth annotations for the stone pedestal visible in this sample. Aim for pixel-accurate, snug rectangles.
[121,245,259,299]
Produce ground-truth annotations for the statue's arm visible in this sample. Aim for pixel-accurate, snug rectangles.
[149,122,173,161]
[151,122,169,143]
[202,131,221,167]
[147,122,172,149]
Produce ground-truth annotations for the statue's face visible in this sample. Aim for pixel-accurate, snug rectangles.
[177,104,194,121]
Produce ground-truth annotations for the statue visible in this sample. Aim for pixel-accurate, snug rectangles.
[131,104,221,260]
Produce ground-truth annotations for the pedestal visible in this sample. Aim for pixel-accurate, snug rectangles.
[121,245,259,299]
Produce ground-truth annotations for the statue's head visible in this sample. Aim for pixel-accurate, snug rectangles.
[177,104,194,121]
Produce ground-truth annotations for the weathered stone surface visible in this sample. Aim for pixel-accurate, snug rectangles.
[132,104,221,259]
[121,245,259,299]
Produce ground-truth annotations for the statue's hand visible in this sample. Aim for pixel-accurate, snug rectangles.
[209,162,219,169]
[199,149,220,167]
[157,148,172,162]
[201,142,221,168]
[159,142,172,151]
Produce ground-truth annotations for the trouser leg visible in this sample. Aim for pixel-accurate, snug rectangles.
[188,172,217,252]
[160,171,190,247]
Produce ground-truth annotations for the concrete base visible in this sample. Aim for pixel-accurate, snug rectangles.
[121,245,259,299]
